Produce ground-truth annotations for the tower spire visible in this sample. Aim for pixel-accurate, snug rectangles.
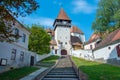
[56,8,70,20]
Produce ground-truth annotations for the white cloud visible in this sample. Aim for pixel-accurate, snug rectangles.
[71,0,97,14]
[53,0,62,6]
[18,17,54,27]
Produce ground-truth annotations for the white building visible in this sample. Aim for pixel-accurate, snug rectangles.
[0,15,36,73]
[93,29,120,65]
[84,33,101,50]
[70,26,85,44]
[47,8,85,55]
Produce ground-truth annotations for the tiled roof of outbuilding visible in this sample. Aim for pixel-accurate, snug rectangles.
[50,40,57,45]
[94,28,120,50]
[70,26,83,34]
[89,33,101,43]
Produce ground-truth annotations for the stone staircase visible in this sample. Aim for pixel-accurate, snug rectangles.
[41,56,79,80]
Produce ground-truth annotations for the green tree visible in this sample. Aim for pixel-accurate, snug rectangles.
[28,25,51,54]
[92,0,120,37]
[0,0,39,42]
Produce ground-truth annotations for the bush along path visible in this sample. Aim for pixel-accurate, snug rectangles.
[72,57,120,80]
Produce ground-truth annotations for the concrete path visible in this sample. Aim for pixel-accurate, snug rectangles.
[20,67,47,80]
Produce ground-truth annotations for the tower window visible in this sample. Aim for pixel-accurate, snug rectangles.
[65,42,67,44]
[63,21,67,24]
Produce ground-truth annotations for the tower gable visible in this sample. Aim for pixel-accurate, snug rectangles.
[57,8,70,20]
[53,8,71,30]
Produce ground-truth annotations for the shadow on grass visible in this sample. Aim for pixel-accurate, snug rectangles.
[37,55,59,67]
[0,67,38,80]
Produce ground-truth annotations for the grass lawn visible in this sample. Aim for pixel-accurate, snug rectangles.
[72,57,120,80]
[0,67,38,80]
[37,55,59,67]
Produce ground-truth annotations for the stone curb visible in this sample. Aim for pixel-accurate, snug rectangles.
[19,67,47,80]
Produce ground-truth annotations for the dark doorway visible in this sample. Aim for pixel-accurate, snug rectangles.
[61,49,67,55]
[30,56,34,66]
[55,50,57,54]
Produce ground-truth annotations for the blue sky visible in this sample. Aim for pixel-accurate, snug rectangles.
[18,0,99,41]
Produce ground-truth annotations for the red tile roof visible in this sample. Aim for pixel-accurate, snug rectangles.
[50,40,57,45]
[51,30,55,36]
[89,33,101,43]
[95,28,120,50]
[57,8,70,20]
[70,26,83,34]
[46,28,51,33]
[46,28,54,36]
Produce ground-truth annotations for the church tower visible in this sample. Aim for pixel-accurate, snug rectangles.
[53,8,71,55]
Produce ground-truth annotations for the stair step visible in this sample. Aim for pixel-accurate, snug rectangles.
[41,56,79,80]
[42,78,78,80]
[50,71,75,73]
[48,73,76,75]
[45,74,77,78]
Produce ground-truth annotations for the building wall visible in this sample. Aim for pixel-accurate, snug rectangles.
[93,42,120,61]
[13,22,30,49]
[71,32,85,43]
[36,54,51,62]
[0,20,31,73]
[84,41,96,50]
[0,42,36,73]
[71,49,93,60]
[55,26,71,50]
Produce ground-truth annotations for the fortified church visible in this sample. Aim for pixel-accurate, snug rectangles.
[46,8,85,55]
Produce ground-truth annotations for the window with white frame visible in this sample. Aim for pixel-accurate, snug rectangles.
[15,28,19,35]
[20,51,24,61]
[22,33,26,42]
[11,49,16,60]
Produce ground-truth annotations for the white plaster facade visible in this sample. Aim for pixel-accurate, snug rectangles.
[55,26,71,51]
[71,32,85,43]
[71,49,93,60]
[93,42,120,61]
[0,20,36,73]
[84,42,96,50]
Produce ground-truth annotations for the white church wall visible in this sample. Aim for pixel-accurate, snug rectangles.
[36,54,51,62]
[55,27,70,45]
[71,32,85,43]
[72,49,93,60]
[55,26,71,50]
[93,42,120,61]
[84,41,96,50]
[80,34,86,43]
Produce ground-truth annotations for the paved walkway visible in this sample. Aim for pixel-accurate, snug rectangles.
[41,56,79,80]
[20,67,47,80]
